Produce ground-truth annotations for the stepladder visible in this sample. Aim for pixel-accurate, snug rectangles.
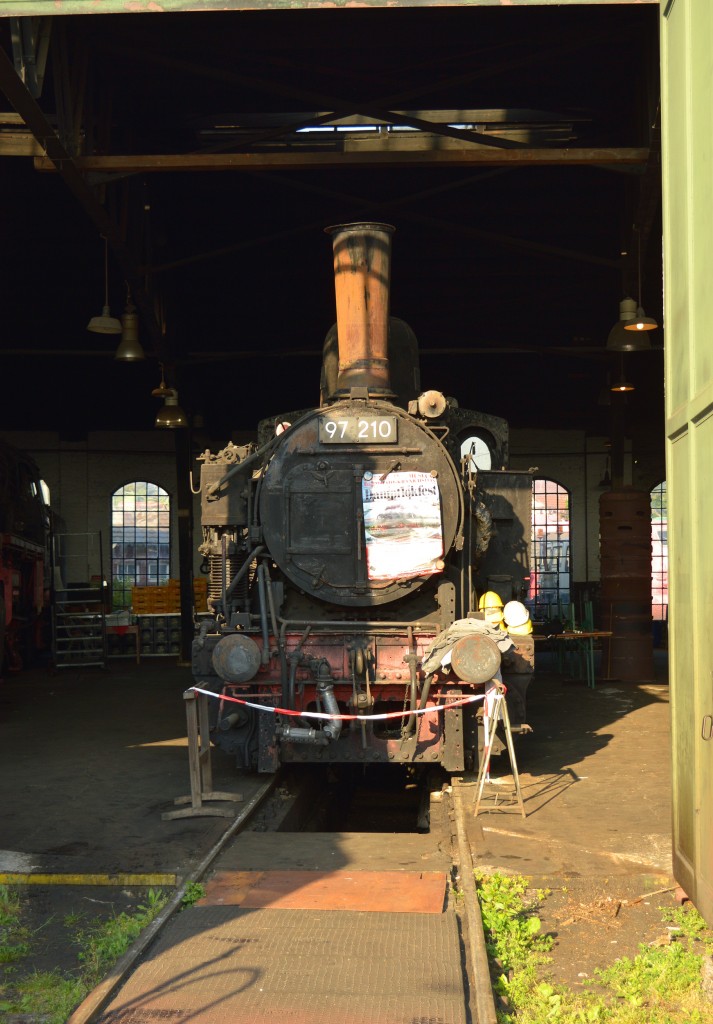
[162,688,244,819]
[474,681,526,818]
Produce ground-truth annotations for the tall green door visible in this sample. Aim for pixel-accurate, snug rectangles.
[661,0,713,923]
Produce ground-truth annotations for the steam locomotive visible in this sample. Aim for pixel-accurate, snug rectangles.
[191,223,533,773]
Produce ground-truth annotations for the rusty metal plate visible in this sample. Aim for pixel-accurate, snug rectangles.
[200,869,447,913]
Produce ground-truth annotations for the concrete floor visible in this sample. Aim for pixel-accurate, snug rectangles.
[466,649,671,879]
[0,648,671,881]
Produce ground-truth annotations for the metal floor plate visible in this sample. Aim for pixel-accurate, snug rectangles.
[200,869,448,913]
[97,906,468,1024]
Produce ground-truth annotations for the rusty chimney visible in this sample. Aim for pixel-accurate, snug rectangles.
[325,221,395,397]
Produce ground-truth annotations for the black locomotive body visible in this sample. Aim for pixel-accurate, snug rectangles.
[192,223,533,773]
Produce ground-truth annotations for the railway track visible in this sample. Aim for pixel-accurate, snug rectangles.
[67,767,497,1024]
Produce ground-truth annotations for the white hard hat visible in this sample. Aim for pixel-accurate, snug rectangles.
[503,600,530,628]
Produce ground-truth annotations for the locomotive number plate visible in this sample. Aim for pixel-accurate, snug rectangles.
[319,415,397,444]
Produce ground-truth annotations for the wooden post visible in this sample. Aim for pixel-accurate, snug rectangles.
[162,689,243,820]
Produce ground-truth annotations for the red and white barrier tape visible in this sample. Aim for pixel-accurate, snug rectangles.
[190,686,485,722]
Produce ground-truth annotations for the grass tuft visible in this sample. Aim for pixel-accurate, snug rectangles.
[474,871,713,1024]
[0,886,169,1024]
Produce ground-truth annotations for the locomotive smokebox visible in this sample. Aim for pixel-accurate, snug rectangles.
[326,222,395,398]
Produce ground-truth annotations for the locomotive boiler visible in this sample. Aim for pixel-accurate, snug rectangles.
[192,222,533,773]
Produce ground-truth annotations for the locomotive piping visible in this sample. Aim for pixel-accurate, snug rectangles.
[256,563,271,665]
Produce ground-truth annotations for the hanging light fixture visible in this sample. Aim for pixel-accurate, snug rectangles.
[607,296,650,352]
[610,356,635,393]
[87,237,122,335]
[155,392,188,429]
[114,288,145,361]
[152,366,186,428]
[151,364,173,398]
[624,226,658,334]
[598,457,612,489]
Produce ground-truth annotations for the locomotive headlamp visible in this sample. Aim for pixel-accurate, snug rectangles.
[417,390,447,419]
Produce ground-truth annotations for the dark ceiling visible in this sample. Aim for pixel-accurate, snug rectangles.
[0,4,663,448]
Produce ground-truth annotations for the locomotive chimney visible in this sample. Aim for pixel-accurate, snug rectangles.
[325,221,395,397]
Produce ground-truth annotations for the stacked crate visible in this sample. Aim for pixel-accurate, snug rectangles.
[131,578,209,656]
[131,578,208,614]
[138,614,181,655]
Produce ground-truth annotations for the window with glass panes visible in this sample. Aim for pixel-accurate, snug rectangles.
[530,479,571,621]
[111,482,170,609]
[651,481,668,621]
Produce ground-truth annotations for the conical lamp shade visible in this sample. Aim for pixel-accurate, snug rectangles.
[623,305,658,332]
[607,297,650,351]
[155,392,187,429]
[115,309,145,360]
[88,304,122,335]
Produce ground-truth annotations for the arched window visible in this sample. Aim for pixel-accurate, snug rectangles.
[111,482,170,609]
[530,478,571,621]
[651,481,668,621]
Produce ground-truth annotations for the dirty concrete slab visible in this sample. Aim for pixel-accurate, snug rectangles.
[464,651,671,879]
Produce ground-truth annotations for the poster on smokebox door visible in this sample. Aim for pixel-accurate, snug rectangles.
[361,471,444,581]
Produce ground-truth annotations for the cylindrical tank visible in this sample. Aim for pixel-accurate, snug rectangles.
[325,222,395,396]
[321,316,421,409]
[599,488,653,681]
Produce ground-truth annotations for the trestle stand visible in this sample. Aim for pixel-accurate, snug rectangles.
[473,686,526,818]
[162,689,243,819]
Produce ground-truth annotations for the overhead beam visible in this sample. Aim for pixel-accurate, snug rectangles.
[33,147,649,174]
[0,0,659,12]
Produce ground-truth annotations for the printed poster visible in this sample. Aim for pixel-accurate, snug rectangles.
[361,470,444,581]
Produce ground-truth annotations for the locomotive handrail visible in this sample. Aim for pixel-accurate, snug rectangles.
[277,617,441,637]
[223,545,265,601]
[204,435,281,498]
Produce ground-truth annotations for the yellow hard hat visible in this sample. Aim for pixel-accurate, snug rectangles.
[478,590,504,610]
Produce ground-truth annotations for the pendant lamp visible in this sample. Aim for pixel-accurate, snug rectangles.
[624,227,658,334]
[155,392,188,429]
[115,289,145,361]
[607,297,650,352]
[87,237,122,335]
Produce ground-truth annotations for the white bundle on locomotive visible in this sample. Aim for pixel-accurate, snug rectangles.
[192,222,533,773]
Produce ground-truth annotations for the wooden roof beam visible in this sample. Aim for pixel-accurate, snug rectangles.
[33,147,649,174]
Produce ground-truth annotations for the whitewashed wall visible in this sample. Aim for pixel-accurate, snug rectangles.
[1,427,665,589]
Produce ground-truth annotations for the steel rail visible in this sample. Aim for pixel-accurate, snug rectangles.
[450,777,499,1024]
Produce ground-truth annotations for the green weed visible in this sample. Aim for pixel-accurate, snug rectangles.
[0,885,30,964]
[12,969,86,1024]
[181,881,206,908]
[73,888,168,985]
[474,871,713,1024]
[0,887,170,1024]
